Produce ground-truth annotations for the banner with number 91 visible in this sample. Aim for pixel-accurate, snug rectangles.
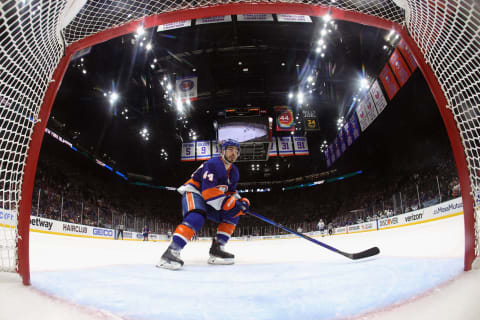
[293,136,309,155]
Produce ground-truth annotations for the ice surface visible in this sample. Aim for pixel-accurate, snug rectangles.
[1,215,480,320]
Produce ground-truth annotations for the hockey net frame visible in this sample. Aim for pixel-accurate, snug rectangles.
[0,1,478,285]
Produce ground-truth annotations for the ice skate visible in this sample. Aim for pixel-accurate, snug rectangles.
[156,247,184,270]
[208,239,234,265]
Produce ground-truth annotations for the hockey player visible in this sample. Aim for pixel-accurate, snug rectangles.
[156,139,250,270]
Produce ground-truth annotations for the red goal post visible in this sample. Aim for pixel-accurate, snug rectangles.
[0,1,478,286]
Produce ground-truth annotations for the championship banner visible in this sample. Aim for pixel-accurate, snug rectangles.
[389,48,412,87]
[348,115,361,140]
[338,129,347,153]
[181,142,196,161]
[277,136,294,156]
[269,138,278,157]
[196,15,232,25]
[343,122,353,147]
[196,140,211,160]
[237,14,274,22]
[176,76,198,102]
[356,99,370,132]
[334,137,342,159]
[275,106,295,132]
[157,20,191,31]
[325,149,331,168]
[397,39,418,71]
[293,136,309,156]
[211,141,220,157]
[365,93,379,124]
[328,144,336,163]
[304,116,320,131]
[379,64,400,100]
[276,14,312,23]
[369,79,388,113]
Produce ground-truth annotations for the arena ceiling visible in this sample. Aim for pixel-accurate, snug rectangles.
[46,15,439,184]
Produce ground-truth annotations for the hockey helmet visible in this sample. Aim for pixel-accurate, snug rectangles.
[221,139,241,155]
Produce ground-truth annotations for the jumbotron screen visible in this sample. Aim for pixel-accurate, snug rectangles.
[217,116,271,143]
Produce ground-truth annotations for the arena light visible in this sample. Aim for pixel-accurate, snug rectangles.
[360,78,369,89]
[146,43,152,51]
[109,92,119,105]
[136,26,145,36]
[297,91,304,104]
[323,14,332,23]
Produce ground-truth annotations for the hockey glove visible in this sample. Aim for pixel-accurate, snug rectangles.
[239,197,250,210]
[221,196,247,218]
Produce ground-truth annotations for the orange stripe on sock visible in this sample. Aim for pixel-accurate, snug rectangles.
[217,222,235,236]
[175,224,195,241]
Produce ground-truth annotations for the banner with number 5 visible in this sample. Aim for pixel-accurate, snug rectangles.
[293,136,309,156]
[196,140,211,160]
[181,142,196,161]
[277,136,294,156]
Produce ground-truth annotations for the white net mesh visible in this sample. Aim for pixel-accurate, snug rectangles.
[0,0,479,275]
[0,0,65,272]
[404,0,480,265]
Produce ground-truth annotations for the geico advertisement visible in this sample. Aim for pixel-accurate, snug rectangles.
[0,209,17,226]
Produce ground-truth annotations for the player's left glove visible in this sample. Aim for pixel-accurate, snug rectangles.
[239,197,250,211]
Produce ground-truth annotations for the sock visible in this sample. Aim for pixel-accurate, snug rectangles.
[171,211,205,249]
[216,222,235,245]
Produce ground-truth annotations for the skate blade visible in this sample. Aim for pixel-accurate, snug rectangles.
[207,256,234,265]
[156,260,182,270]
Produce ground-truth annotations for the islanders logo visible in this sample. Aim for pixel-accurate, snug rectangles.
[179,79,194,92]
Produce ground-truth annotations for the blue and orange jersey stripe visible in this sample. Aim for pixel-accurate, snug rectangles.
[184,178,200,189]
[202,187,225,201]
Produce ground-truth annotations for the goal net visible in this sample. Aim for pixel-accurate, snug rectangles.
[0,0,478,285]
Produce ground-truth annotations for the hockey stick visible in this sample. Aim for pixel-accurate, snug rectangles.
[245,210,380,260]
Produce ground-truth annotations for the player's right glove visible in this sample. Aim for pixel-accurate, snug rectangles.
[222,196,250,212]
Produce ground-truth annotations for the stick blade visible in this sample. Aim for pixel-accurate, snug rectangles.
[342,247,380,260]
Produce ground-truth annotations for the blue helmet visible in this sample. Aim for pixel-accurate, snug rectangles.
[221,139,241,154]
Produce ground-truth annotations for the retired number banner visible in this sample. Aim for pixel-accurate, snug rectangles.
[181,142,196,161]
[379,64,400,100]
[369,80,388,113]
[196,140,211,160]
[293,136,309,156]
[277,136,294,156]
[389,48,411,87]
[269,138,278,157]
[211,141,220,157]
